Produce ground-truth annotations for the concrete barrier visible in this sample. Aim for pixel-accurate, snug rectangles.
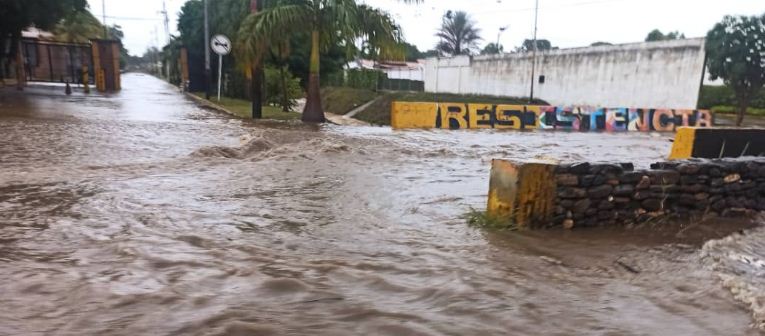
[670,127,765,160]
[487,158,765,229]
[487,160,557,228]
[391,102,712,131]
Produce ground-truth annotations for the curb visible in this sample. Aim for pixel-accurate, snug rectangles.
[184,92,242,118]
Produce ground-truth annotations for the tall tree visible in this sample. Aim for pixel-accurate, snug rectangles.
[53,9,103,43]
[480,42,503,55]
[237,0,412,123]
[705,14,765,126]
[520,39,553,52]
[0,0,87,78]
[645,29,685,42]
[435,10,481,56]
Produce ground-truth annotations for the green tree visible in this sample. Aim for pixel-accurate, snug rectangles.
[0,0,87,77]
[645,29,685,42]
[480,42,503,55]
[53,9,103,43]
[237,0,413,123]
[520,39,553,52]
[402,42,423,61]
[705,14,765,126]
[590,41,612,47]
[435,10,481,56]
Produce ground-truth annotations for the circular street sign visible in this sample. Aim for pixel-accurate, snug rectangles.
[211,35,231,55]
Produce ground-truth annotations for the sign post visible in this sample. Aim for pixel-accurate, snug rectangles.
[210,34,231,102]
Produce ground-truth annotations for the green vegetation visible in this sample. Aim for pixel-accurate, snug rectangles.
[0,0,87,73]
[645,29,685,42]
[320,87,548,125]
[192,93,299,121]
[435,11,481,56]
[705,14,765,126]
[320,87,379,115]
[710,105,765,116]
[236,0,413,122]
[699,85,765,110]
[462,208,517,230]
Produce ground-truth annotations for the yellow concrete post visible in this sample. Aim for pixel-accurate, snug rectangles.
[91,40,105,92]
[668,127,696,160]
[487,159,557,228]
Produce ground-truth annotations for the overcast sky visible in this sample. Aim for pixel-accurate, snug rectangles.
[88,0,765,56]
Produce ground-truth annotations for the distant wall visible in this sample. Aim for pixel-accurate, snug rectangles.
[424,39,706,109]
[391,102,712,131]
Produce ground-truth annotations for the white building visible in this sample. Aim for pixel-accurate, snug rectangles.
[423,39,708,109]
[346,59,425,81]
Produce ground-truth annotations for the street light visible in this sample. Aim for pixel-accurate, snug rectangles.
[496,26,508,54]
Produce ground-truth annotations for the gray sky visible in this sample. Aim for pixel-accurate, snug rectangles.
[89,0,764,56]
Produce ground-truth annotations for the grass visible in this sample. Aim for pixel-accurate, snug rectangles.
[322,87,548,126]
[462,208,518,230]
[192,93,299,121]
[320,87,379,115]
[710,105,765,116]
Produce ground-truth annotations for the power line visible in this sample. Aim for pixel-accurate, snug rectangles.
[471,0,633,16]
[104,15,163,21]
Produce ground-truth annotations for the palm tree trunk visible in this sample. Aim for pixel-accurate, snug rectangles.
[736,99,747,127]
[279,65,289,112]
[302,29,325,123]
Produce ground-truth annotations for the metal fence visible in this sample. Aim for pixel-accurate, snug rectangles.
[21,40,93,84]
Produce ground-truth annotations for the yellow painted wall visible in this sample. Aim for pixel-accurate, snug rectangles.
[391,102,712,132]
[390,102,439,129]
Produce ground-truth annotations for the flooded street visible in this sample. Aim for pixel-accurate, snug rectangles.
[1,74,763,335]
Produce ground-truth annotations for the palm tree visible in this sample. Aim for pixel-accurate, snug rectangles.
[53,10,104,43]
[435,11,481,56]
[237,0,415,123]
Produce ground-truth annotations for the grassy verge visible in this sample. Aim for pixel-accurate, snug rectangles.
[320,87,379,115]
[710,105,765,116]
[191,93,299,120]
[321,87,547,126]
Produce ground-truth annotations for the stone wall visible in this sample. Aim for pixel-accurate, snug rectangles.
[487,158,765,229]
[552,159,765,229]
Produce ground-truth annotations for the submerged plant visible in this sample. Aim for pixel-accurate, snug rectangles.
[462,207,517,230]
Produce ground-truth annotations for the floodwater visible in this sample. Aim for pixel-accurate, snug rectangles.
[0,73,763,335]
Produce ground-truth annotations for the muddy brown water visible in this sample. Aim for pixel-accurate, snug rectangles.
[1,74,763,335]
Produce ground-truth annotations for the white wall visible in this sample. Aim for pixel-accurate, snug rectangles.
[424,39,707,109]
[384,68,424,81]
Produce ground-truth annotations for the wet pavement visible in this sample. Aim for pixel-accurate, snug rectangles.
[0,73,763,335]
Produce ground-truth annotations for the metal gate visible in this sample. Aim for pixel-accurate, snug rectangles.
[21,39,93,84]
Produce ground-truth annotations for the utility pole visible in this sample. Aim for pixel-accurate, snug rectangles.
[102,0,108,38]
[204,0,211,100]
[161,0,170,45]
[250,0,263,119]
[529,0,539,103]
[160,0,171,79]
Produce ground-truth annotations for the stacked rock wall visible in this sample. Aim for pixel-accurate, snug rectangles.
[552,159,765,228]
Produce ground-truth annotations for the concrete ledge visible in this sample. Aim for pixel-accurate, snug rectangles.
[185,92,240,117]
[487,160,557,228]
[487,158,765,229]
[670,127,765,159]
